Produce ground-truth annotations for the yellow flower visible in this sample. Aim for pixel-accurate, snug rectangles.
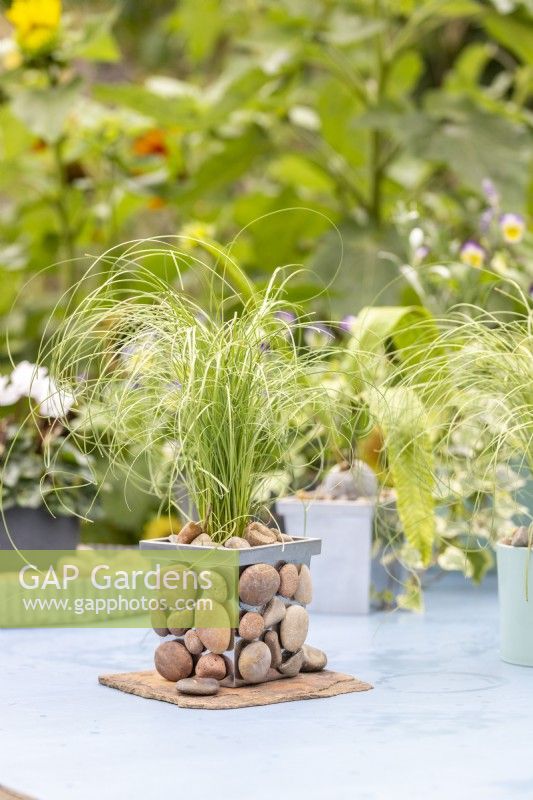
[500,213,525,245]
[460,241,485,269]
[180,221,215,250]
[6,0,61,54]
[143,514,181,540]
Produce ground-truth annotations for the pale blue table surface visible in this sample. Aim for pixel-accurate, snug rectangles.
[0,573,531,800]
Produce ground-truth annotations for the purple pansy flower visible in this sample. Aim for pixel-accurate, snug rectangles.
[460,240,485,269]
[500,213,525,244]
[339,315,357,334]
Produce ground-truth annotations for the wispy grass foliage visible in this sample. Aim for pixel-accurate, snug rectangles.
[40,239,348,543]
[391,292,533,548]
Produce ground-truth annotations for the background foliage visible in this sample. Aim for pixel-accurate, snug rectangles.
[0,0,531,548]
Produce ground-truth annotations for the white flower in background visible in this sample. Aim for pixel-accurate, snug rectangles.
[0,361,74,417]
[409,227,424,250]
[36,380,75,418]
[0,37,22,71]
[262,48,291,76]
[288,105,321,131]
[10,360,49,401]
[0,375,21,406]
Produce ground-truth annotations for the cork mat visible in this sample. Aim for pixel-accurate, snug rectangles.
[98,669,372,709]
[0,787,36,800]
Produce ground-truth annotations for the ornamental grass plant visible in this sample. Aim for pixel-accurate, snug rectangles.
[389,285,533,557]
[40,239,352,544]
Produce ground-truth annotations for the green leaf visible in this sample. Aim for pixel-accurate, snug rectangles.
[483,11,533,66]
[396,576,424,612]
[464,546,494,583]
[10,80,81,143]
[92,84,200,128]
[309,224,402,315]
[167,0,226,62]
[367,386,436,566]
[444,43,494,93]
[354,305,439,361]
[0,107,33,160]
[386,50,424,98]
[71,13,121,63]
[268,155,335,193]
[173,127,270,206]
[323,13,387,46]
[430,0,481,14]
[412,99,530,209]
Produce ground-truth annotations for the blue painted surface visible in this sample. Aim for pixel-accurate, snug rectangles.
[0,573,531,800]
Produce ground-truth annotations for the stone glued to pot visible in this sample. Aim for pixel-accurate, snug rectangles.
[294,564,313,604]
[279,649,305,677]
[263,630,282,669]
[195,653,227,680]
[280,605,309,652]
[238,641,272,683]
[239,563,280,606]
[154,641,193,681]
[183,630,204,655]
[239,611,265,641]
[278,563,299,598]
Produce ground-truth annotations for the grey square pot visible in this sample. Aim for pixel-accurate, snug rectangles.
[0,507,80,550]
[139,535,322,686]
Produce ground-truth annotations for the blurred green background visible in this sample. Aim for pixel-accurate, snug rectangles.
[0,0,531,542]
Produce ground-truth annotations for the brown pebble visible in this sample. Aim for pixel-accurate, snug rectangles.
[154,640,193,682]
[195,602,232,653]
[177,677,219,696]
[195,653,227,680]
[243,522,278,547]
[262,596,286,627]
[278,563,299,598]
[511,526,531,547]
[239,611,265,641]
[280,604,309,652]
[191,533,214,547]
[294,564,313,604]
[200,570,228,603]
[238,641,272,683]
[264,630,282,669]
[279,648,304,677]
[176,520,204,544]
[239,563,280,606]
[151,609,169,637]
[301,643,327,672]
[224,536,251,549]
[196,627,231,654]
[166,607,194,632]
[183,630,204,655]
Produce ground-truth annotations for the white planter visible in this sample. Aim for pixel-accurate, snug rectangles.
[497,543,533,666]
[276,496,374,614]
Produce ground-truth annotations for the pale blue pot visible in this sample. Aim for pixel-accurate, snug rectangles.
[497,543,533,667]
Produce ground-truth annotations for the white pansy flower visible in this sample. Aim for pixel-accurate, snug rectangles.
[0,375,21,406]
[34,378,75,418]
[409,227,424,250]
[10,361,49,400]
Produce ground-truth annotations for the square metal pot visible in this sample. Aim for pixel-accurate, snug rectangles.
[140,535,321,686]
